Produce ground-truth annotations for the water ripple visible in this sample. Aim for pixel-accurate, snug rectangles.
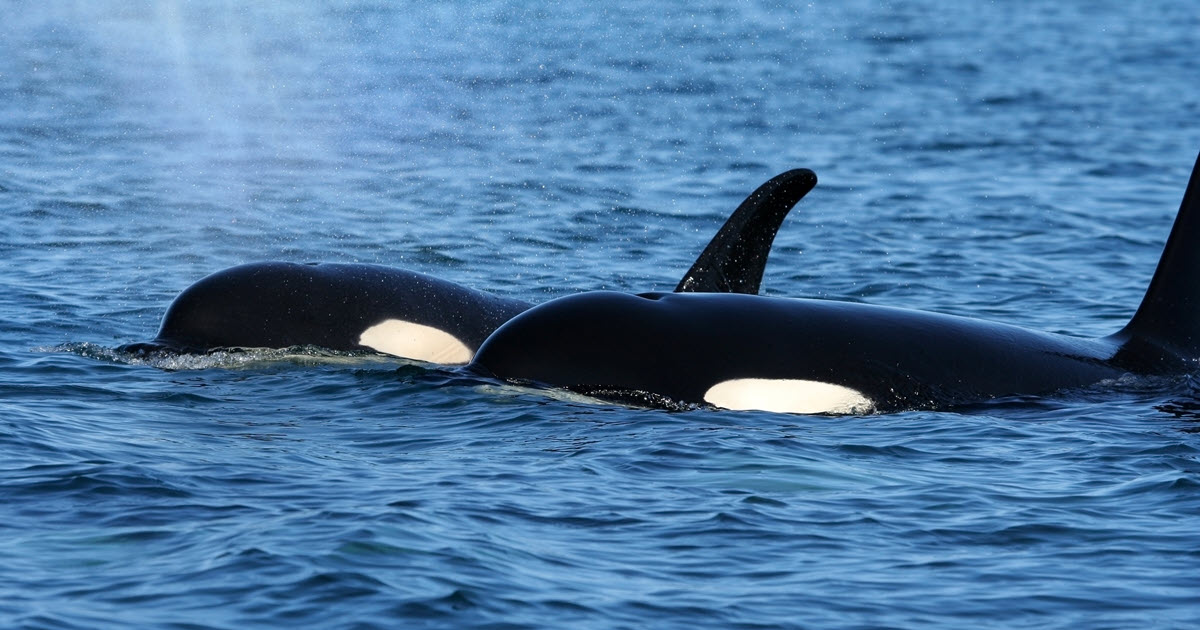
[4,1,1200,628]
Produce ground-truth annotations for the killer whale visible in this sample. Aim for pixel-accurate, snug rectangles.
[120,263,531,362]
[120,169,817,363]
[471,151,1200,413]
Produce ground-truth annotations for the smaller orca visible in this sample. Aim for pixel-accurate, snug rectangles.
[120,169,817,363]
[471,151,1200,413]
[119,263,531,363]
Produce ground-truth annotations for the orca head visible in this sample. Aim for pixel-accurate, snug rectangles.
[120,262,531,362]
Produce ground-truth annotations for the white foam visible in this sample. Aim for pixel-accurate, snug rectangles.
[358,319,473,364]
[703,378,874,415]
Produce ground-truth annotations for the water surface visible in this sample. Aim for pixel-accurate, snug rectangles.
[2,2,1199,628]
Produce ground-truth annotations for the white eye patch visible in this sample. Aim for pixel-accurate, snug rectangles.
[704,378,874,415]
[358,319,473,364]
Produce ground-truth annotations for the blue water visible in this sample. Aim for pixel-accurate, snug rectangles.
[3,1,1200,628]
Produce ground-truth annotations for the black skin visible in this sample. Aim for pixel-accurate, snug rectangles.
[119,263,530,355]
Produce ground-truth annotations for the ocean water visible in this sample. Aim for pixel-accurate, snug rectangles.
[3,1,1200,628]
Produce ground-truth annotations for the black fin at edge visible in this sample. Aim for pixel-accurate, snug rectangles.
[1113,150,1200,360]
[674,168,817,294]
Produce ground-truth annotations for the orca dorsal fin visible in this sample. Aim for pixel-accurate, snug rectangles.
[675,168,817,294]
[1116,150,1200,358]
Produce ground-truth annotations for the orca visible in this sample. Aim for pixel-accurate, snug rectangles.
[119,263,531,363]
[471,151,1200,413]
[120,169,817,363]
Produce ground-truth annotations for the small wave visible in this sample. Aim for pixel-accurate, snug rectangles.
[574,163,632,174]
[42,342,408,371]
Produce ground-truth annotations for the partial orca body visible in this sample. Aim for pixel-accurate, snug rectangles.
[472,152,1200,413]
[121,170,818,364]
[120,263,530,363]
[472,291,1158,414]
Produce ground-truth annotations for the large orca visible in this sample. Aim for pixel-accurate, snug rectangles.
[471,152,1200,414]
[120,169,817,363]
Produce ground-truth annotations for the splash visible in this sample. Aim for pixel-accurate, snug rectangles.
[41,342,403,371]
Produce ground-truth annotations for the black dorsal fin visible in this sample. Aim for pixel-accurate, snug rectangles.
[675,168,817,294]
[1115,150,1200,358]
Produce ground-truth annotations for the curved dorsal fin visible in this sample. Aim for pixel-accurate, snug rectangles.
[1115,150,1200,358]
[675,169,817,294]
